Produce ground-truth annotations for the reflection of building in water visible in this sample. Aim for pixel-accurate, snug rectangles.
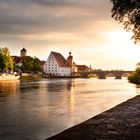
[46,80,66,92]
[66,80,75,119]
[66,80,75,92]
[20,81,40,93]
[46,79,75,93]
[136,85,140,95]
[0,80,20,94]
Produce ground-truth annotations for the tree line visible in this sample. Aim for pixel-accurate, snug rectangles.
[0,47,42,73]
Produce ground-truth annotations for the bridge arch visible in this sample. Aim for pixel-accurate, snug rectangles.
[121,72,131,79]
[105,73,116,79]
[88,74,99,78]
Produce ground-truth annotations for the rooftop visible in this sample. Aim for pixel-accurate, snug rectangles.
[21,48,27,52]
[51,51,69,67]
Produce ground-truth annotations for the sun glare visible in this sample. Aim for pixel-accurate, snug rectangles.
[105,30,133,45]
[104,30,140,60]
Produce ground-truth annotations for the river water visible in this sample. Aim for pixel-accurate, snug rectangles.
[0,78,138,140]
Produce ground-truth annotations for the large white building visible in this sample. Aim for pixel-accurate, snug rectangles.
[44,51,72,76]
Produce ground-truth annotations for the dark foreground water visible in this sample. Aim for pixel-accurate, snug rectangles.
[0,79,138,140]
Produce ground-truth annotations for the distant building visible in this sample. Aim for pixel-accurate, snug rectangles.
[44,51,71,76]
[12,48,44,72]
[66,52,78,74]
[12,48,28,70]
[67,52,73,67]
[20,48,27,58]
[44,51,91,77]
[77,65,89,72]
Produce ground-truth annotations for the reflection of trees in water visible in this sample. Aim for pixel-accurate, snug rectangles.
[136,85,140,95]
[46,79,75,92]
[20,81,40,93]
[46,81,65,92]
[0,80,20,95]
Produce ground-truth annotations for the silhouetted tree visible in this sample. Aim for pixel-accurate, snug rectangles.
[111,0,140,44]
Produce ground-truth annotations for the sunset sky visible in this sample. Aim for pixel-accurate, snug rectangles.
[0,0,140,70]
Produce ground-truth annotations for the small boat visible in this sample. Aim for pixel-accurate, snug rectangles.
[0,74,20,80]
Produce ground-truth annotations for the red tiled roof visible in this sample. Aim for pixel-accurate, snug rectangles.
[51,51,69,67]
[12,56,22,63]
[77,65,89,71]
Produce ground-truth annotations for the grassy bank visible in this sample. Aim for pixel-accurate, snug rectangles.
[20,75,43,81]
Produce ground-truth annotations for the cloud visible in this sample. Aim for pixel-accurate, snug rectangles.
[0,0,115,58]
[1,0,136,70]
[0,0,112,36]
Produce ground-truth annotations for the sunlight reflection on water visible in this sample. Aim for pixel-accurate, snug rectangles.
[0,79,138,140]
[0,80,20,94]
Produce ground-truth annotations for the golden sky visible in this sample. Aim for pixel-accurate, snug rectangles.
[0,0,139,70]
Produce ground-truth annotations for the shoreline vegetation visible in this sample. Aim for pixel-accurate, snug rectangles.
[128,67,140,85]
[0,47,138,82]
[20,75,43,81]
[20,74,85,81]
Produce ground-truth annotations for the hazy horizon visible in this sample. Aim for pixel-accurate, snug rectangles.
[0,0,140,70]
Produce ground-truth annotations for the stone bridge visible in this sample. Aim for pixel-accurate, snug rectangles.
[78,70,133,79]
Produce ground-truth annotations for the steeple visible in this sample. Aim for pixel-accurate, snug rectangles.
[69,51,71,56]
[67,51,73,67]
[20,47,27,57]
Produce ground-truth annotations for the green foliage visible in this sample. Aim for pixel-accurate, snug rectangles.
[21,56,33,72]
[19,56,41,72]
[0,47,13,71]
[32,57,42,72]
[20,75,43,81]
[128,67,140,84]
[0,53,5,71]
[110,0,140,44]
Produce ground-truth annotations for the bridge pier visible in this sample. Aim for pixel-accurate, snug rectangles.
[115,76,122,79]
[98,75,106,79]
[79,71,133,79]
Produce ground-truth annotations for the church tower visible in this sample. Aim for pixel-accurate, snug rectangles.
[20,48,27,58]
[67,51,73,67]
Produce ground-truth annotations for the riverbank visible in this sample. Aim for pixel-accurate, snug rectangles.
[20,75,43,81]
[47,95,140,140]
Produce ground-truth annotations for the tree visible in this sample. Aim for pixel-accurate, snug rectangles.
[0,53,5,71]
[0,47,13,71]
[19,56,41,73]
[111,0,140,44]
[20,56,33,72]
[32,57,41,72]
[128,67,140,84]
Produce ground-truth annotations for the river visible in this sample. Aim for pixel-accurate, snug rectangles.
[0,78,138,140]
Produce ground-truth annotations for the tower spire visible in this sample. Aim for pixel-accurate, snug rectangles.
[69,50,71,56]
